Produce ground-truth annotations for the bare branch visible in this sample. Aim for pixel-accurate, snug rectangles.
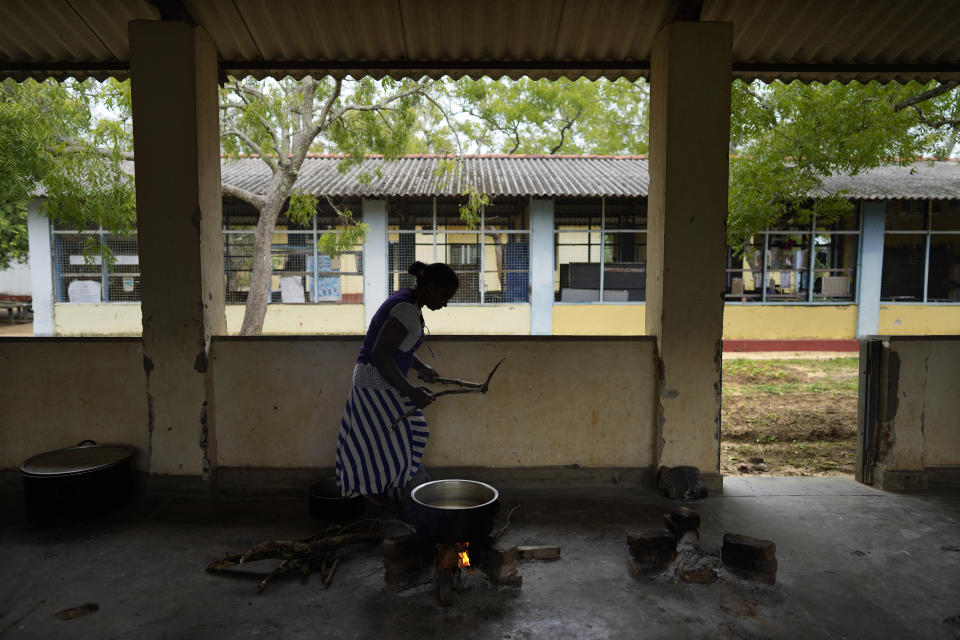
[326,84,427,127]
[222,129,276,172]
[228,79,284,165]
[905,104,960,129]
[316,78,343,133]
[893,81,959,112]
[221,183,266,209]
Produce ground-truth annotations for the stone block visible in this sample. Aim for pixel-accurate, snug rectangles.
[657,466,708,501]
[627,530,678,566]
[722,533,777,583]
[664,506,701,534]
[516,545,561,560]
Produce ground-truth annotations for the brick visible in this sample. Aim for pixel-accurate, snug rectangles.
[627,530,678,565]
[516,545,561,560]
[664,506,701,535]
[722,533,777,583]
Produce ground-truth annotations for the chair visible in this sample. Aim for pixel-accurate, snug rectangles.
[67,280,101,302]
[280,276,305,303]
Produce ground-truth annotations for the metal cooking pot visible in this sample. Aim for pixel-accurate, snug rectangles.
[20,440,137,524]
[409,479,499,543]
[308,476,364,521]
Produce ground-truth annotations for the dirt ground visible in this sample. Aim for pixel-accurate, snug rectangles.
[721,357,859,477]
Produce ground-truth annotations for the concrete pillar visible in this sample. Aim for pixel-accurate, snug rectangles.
[646,22,732,490]
[129,21,225,480]
[362,198,388,329]
[529,198,554,335]
[27,199,54,336]
[856,202,885,338]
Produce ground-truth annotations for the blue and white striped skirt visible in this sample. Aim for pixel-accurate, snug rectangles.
[335,384,429,498]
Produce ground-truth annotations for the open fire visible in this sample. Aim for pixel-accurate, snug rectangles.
[457,542,470,569]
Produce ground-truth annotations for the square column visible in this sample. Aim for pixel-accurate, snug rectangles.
[27,199,54,336]
[856,202,885,337]
[646,22,732,489]
[129,21,225,479]
[362,198,388,330]
[529,198,554,335]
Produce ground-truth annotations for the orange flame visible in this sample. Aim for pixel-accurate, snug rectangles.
[458,542,470,569]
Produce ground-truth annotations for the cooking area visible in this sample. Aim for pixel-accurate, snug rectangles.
[3,477,958,639]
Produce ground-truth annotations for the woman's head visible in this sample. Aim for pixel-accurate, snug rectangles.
[408,261,459,310]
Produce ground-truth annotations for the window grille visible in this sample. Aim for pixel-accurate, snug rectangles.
[554,198,647,303]
[882,199,960,303]
[388,198,530,304]
[52,225,141,303]
[223,223,364,304]
[726,213,859,304]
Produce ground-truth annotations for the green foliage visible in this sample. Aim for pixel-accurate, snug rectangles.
[0,202,28,269]
[317,209,369,258]
[446,77,649,155]
[0,77,135,267]
[728,79,958,247]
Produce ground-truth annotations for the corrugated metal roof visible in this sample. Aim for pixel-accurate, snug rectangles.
[817,161,960,200]
[220,155,652,198]
[216,155,960,200]
[2,0,959,82]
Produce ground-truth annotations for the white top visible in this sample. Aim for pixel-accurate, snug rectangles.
[388,301,422,352]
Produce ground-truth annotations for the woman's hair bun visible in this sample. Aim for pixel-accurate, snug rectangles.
[407,261,428,277]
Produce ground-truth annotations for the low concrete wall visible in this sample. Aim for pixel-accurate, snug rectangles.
[211,336,658,471]
[723,305,858,339]
[0,338,150,471]
[870,336,960,489]
[878,305,960,335]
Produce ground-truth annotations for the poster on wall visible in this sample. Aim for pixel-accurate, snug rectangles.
[307,255,341,302]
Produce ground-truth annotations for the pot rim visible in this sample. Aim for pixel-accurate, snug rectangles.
[410,479,499,511]
[20,442,135,478]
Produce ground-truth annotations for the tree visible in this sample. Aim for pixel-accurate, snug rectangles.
[727,79,960,248]
[446,77,650,155]
[219,76,439,335]
[0,78,134,270]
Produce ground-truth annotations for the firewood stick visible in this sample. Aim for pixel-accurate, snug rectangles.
[389,358,505,431]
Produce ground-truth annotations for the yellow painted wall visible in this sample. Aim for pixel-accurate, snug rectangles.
[0,339,150,471]
[422,305,530,335]
[552,305,645,335]
[878,305,960,335]
[722,305,858,339]
[211,336,657,469]
[225,304,365,335]
[54,303,143,336]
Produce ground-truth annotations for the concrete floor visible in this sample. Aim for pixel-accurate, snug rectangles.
[1,477,958,640]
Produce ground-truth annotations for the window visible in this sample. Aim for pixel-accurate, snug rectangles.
[882,199,960,303]
[388,198,529,304]
[726,213,859,303]
[223,203,364,304]
[554,198,646,302]
[53,224,140,303]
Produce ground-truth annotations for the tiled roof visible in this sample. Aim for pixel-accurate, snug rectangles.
[220,155,651,199]
[220,155,960,200]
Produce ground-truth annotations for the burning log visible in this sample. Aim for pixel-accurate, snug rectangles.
[206,521,385,593]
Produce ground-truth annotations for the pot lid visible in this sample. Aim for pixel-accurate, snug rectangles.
[21,442,134,476]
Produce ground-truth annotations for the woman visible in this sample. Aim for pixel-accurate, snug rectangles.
[335,261,459,502]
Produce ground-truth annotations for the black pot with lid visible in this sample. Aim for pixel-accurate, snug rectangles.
[20,440,138,524]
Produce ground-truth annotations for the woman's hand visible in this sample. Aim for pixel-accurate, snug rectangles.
[408,386,435,410]
[417,363,439,383]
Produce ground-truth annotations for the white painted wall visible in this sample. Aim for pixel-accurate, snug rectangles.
[0,261,31,295]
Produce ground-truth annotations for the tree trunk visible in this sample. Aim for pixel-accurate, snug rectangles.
[239,201,282,335]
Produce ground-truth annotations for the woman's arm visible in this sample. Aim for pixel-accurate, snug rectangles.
[370,317,434,409]
[412,354,438,382]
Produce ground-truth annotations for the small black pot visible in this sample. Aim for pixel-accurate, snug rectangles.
[308,476,364,521]
[410,479,500,543]
[20,440,137,524]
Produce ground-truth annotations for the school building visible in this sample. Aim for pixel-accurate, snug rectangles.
[27,155,960,345]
